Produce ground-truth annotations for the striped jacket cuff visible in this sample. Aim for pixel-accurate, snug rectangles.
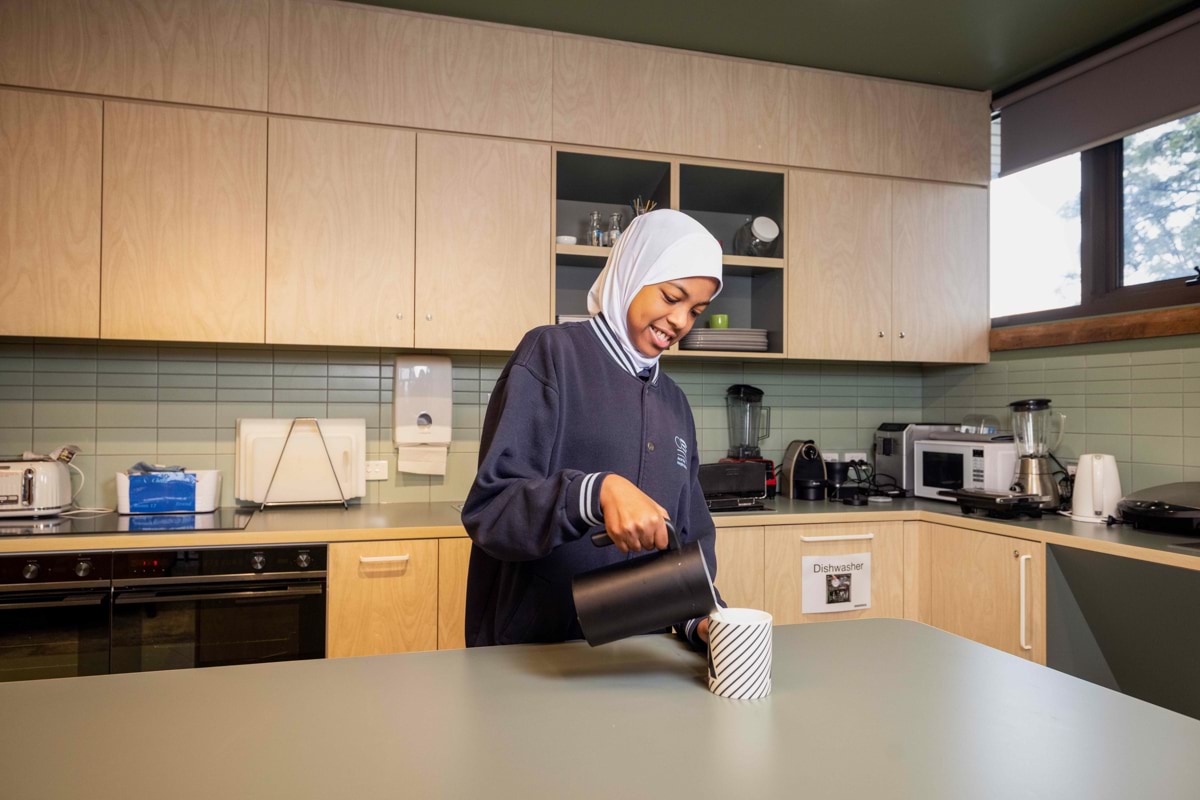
[567,471,609,533]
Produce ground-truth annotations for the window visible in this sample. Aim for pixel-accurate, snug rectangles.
[989,153,1081,318]
[1123,113,1200,286]
[991,109,1200,326]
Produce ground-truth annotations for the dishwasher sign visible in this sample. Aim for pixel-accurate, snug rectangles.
[801,553,871,614]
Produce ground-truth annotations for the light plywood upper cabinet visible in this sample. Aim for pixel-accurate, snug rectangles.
[415,133,551,351]
[930,524,1045,663]
[891,181,989,363]
[553,36,687,155]
[788,170,892,361]
[0,0,268,110]
[787,69,887,175]
[554,36,789,165]
[267,118,415,348]
[0,89,102,338]
[101,102,267,343]
[882,82,991,186]
[681,54,790,165]
[270,0,552,140]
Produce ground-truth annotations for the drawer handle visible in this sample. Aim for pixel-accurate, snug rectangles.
[359,555,411,564]
[800,533,875,542]
[1019,554,1032,652]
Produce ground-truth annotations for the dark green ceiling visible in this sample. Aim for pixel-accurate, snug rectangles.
[347,0,1196,92]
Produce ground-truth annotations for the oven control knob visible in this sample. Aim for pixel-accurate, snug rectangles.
[21,562,39,580]
[74,560,92,578]
[296,553,312,569]
[251,553,266,571]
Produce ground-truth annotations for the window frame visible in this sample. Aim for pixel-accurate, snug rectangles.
[991,139,1200,328]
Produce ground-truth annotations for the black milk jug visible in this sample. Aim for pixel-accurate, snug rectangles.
[572,520,718,647]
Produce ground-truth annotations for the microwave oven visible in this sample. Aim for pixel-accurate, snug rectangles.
[913,440,1017,501]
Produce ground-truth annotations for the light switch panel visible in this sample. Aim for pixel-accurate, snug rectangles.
[366,460,389,481]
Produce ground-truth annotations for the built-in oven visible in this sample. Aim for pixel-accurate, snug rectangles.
[0,553,112,682]
[110,546,326,674]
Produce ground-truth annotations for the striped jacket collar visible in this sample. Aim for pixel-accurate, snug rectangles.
[588,314,660,384]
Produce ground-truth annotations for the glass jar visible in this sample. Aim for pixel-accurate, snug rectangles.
[732,216,780,257]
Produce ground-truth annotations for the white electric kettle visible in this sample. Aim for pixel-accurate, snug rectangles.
[1069,453,1122,523]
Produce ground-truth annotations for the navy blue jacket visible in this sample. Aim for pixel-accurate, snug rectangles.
[461,316,722,647]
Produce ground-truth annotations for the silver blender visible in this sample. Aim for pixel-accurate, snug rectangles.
[1008,398,1066,508]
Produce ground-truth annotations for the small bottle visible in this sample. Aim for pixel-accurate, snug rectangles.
[588,211,604,247]
[607,211,622,247]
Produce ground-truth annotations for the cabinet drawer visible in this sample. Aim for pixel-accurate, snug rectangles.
[765,522,904,624]
[327,539,438,658]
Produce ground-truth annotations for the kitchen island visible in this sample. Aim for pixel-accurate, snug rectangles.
[1,619,1196,799]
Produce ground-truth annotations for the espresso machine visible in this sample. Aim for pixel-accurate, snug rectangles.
[720,384,776,496]
[1008,398,1066,509]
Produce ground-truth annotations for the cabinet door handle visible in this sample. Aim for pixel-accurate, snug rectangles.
[800,533,874,542]
[359,555,410,564]
[898,331,907,339]
[876,331,885,338]
[1019,554,1032,652]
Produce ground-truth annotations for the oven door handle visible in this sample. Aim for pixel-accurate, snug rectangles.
[0,594,107,611]
[113,584,324,605]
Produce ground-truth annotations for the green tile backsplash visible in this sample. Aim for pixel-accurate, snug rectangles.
[922,333,1200,493]
[1,337,926,509]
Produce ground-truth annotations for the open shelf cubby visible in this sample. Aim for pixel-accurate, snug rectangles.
[679,163,785,260]
[555,151,671,244]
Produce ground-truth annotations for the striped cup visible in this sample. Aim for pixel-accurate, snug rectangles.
[706,608,773,700]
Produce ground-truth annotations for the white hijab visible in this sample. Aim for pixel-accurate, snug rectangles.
[586,209,723,372]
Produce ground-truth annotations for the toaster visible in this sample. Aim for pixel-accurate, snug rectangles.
[0,458,72,518]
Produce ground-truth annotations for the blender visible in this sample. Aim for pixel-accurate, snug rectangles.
[721,385,776,497]
[1008,398,1066,508]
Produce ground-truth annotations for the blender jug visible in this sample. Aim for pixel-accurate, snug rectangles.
[1008,398,1066,508]
[726,384,771,459]
[1010,398,1065,456]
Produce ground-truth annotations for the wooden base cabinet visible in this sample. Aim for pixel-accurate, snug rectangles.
[929,524,1045,663]
[714,526,764,611]
[437,538,472,651]
[764,522,904,624]
[327,539,438,658]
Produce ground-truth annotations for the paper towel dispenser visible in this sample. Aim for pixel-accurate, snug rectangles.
[393,355,452,475]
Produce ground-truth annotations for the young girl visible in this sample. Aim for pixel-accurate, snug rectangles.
[461,209,724,648]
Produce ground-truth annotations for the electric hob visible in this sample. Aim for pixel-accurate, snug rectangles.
[0,508,254,537]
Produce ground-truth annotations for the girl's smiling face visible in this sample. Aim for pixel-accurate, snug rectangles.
[626,277,720,357]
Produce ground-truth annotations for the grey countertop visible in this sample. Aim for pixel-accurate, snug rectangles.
[1,619,1196,799]
[2,495,1198,568]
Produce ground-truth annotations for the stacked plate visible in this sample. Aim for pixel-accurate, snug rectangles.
[679,328,769,352]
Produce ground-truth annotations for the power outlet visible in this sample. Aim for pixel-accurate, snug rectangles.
[366,460,389,481]
[844,451,869,463]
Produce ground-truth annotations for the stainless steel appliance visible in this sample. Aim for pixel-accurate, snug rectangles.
[913,440,1018,501]
[0,552,112,682]
[110,546,326,674]
[872,423,956,493]
[0,457,73,518]
[1009,399,1066,509]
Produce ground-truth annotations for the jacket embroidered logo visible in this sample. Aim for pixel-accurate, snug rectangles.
[675,436,688,468]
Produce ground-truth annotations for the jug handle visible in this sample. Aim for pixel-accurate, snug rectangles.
[592,519,681,552]
[759,406,772,442]
[1091,455,1104,517]
[1052,411,1066,452]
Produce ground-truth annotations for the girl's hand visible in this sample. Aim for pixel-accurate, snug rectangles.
[597,474,671,554]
